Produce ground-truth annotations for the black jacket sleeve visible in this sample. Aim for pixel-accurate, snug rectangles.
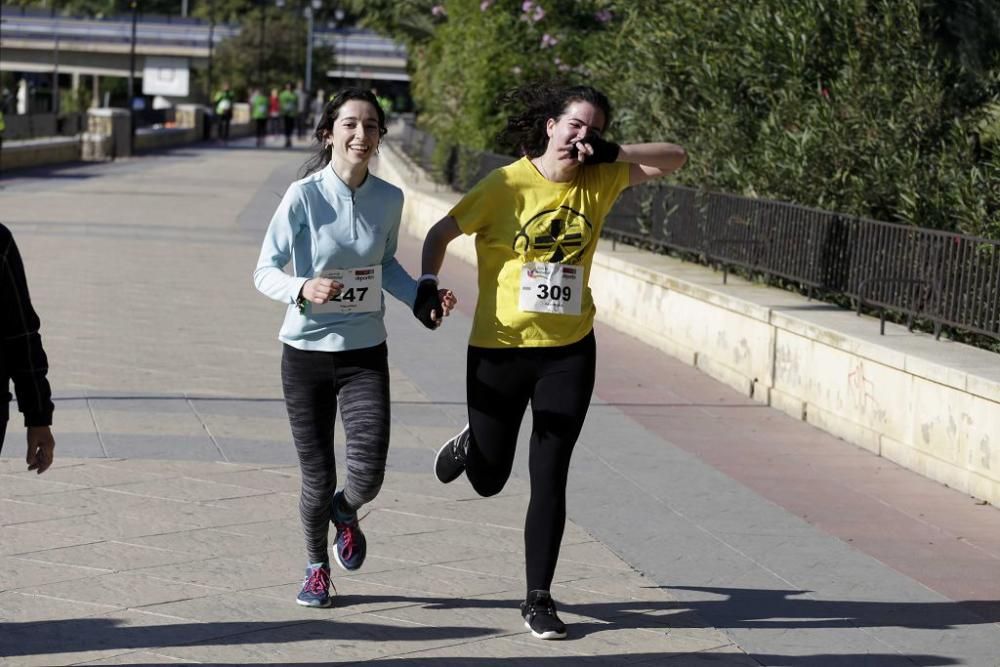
[0,224,54,427]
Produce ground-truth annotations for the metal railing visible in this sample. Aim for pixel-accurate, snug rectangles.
[394,124,1000,342]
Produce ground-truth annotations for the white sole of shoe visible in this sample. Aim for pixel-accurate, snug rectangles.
[524,620,566,639]
[296,598,333,608]
[333,548,362,573]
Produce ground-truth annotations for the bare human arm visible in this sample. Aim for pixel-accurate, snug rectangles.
[571,137,687,187]
[618,143,688,186]
[421,216,463,277]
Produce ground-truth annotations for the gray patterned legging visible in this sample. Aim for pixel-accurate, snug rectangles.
[281,342,390,564]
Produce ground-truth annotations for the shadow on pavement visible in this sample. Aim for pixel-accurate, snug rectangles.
[0,587,983,665]
[90,656,961,667]
[0,616,498,659]
[661,586,1000,629]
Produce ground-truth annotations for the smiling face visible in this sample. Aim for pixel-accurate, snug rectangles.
[545,100,607,165]
[328,99,382,168]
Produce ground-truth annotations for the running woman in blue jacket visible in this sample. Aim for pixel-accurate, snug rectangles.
[254,88,456,608]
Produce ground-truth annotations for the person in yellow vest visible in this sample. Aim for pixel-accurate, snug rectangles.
[279,82,299,149]
[418,82,687,640]
[250,87,269,148]
[213,82,235,144]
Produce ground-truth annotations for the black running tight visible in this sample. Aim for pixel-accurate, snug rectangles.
[465,331,596,595]
[281,343,390,564]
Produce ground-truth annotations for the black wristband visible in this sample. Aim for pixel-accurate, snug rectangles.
[583,133,621,165]
[412,279,442,329]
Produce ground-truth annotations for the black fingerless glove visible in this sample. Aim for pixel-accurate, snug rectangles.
[582,132,621,165]
[412,279,442,329]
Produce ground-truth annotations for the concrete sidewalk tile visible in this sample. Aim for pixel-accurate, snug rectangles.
[0,555,107,592]
[21,508,204,542]
[193,412,291,442]
[367,529,509,567]
[381,493,529,530]
[136,550,301,591]
[157,614,502,665]
[363,595,527,642]
[0,472,88,497]
[126,526,289,559]
[106,476,274,503]
[21,460,170,488]
[185,398,287,420]
[23,539,203,572]
[24,487,200,516]
[0,524,99,557]
[213,438,298,465]
[205,490,299,520]
[72,650,200,664]
[371,635,595,664]
[0,498,93,527]
[100,433,222,461]
[196,465,301,492]
[350,561,520,599]
[92,458,261,477]
[203,517,302,547]
[140,590,351,625]
[0,590,120,622]
[18,571,223,610]
[557,540,638,572]
[0,607,248,667]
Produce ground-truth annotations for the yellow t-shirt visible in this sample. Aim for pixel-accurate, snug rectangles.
[450,156,631,348]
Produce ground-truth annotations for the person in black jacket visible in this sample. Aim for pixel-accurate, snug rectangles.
[1,224,55,474]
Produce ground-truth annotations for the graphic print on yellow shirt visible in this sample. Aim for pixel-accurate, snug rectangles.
[450,156,630,348]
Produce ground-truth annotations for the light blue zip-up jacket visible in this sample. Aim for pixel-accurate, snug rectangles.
[253,164,418,351]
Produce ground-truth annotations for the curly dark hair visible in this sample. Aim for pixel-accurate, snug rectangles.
[495,83,612,158]
[300,87,388,177]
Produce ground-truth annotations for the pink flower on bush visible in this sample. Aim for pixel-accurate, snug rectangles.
[595,9,612,23]
[532,5,545,21]
[431,4,446,17]
[540,33,559,48]
[522,0,534,11]
[480,0,493,9]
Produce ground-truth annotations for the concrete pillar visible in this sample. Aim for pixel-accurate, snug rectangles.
[83,108,130,160]
[175,104,207,136]
[16,79,28,114]
[91,75,100,108]
[72,72,81,91]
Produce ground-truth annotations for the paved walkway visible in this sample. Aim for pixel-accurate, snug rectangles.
[1,137,998,666]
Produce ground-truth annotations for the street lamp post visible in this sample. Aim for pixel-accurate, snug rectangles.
[256,0,266,84]
[304,0,322,93]
[51,0,60,115]
[128,0,139,154]
[206,0,216,104]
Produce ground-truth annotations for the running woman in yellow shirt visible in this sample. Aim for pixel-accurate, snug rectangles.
[416,83,687,640]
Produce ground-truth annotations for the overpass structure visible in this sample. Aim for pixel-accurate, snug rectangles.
[0,6,408,97]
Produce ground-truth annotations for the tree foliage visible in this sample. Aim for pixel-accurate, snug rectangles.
[366,0,1000,239]
[204,8,335,99]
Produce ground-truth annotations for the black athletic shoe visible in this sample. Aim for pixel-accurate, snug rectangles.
[521,590,567,640]
[434,424,470,484]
